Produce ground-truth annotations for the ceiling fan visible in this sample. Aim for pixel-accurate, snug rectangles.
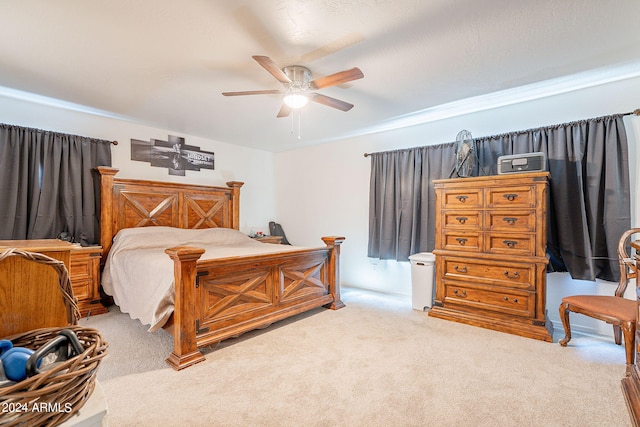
[222,55,364,118]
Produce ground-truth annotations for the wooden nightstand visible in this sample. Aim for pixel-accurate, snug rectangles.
[70,246,108,317]
[253,235,283,244]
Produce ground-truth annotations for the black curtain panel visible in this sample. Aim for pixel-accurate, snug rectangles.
[368,114,630,282]
[0,124,112,245]
[368,143,456,260]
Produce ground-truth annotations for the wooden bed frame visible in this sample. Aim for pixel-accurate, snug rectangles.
[97,167,345,370]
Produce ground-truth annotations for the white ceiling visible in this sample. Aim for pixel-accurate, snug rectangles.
[1,0,640,152]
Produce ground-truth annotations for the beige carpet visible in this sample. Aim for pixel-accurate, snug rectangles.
[81,287,632,427]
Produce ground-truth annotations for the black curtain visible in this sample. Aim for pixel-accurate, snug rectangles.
[0,124,112,245]
[368,114,630,282]
[368,144,455,260]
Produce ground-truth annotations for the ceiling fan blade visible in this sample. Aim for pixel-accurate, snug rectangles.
[277,103,291,118]
[252,55,291,84]
[222,89,281,96]
[309,93,354,111]
[310,67,363,89]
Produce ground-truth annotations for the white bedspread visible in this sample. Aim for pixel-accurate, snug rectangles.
[101,227,303,331]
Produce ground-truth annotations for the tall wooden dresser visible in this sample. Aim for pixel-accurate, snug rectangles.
[428,172,553,342]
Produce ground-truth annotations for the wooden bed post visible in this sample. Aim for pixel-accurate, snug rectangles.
[322,236,346,310]
[226,181,244,230]
[164,246,206,370]
[96,166,119,261]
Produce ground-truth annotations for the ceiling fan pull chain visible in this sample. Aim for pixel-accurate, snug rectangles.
[289,108,303,139]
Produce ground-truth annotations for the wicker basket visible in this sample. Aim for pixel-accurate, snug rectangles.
[0,249,108,427]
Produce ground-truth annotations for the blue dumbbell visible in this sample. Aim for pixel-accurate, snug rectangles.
[0,340,34,382]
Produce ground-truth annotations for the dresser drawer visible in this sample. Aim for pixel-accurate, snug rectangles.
[486,185,536,208]
[484,232,535,256]
[441,188,482,209]
[442,231,481,252]
[485,210,536,232]
[441,256,535,290]
[443,281,535,318]
[443,211,481,229]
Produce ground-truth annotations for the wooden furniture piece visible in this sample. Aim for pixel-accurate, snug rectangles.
[0,250,107,427]
[429,172,553,341]
[621,239,640,426]
[70,245,108,317]
[0,239,74,337]
[97,166,345,370]
[559,228,639,374]
[253,235,283,244]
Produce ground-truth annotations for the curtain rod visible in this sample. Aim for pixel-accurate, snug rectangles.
[1,122,119,146]
[363,108,640,158]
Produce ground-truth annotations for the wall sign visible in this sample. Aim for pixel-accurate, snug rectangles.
[131,135,215,176]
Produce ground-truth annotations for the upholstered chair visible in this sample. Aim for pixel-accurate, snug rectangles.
[559,228,640,375]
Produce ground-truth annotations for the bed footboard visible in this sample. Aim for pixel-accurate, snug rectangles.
[164,237,345,370]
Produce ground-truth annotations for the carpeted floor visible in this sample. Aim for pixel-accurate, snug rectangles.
[81,287,632,426]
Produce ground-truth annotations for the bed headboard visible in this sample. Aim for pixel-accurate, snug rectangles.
[97,167,243,259]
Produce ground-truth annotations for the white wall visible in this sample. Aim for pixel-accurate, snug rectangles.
[274,76,640,336]
[0,96,277,235]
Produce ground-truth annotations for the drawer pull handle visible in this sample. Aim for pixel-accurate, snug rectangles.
[455,195,468,202]
[456,238,468,245]
[453,289,467,297]
[456,217,468,224]
[503,217,518,225]
[454,265,467,273]
[504,271,520,279]
[503,193,518,201]
[503,296,519,303]
[503,240,518,248]
[513,298,519,303]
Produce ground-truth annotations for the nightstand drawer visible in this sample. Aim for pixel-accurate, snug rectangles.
[70,256,93,281]
[71,278,91,300]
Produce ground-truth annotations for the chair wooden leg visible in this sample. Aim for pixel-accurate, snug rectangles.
[614,324,623,345]
[558,301,572,346]
[622,320,636,376]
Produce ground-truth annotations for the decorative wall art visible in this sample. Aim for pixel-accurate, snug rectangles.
[131,135,215,176]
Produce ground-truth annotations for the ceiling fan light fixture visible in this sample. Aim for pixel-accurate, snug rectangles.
[283,93,308,109]
[222,57,363,118]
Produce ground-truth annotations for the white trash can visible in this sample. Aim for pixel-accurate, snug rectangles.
[408,252,436,311]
